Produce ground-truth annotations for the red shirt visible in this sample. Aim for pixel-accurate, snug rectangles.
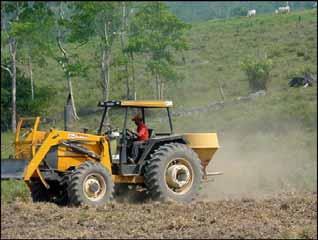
[137,123,149,141]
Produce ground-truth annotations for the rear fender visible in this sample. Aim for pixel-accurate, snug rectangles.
[139,135,187,163]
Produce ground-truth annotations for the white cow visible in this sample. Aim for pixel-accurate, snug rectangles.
[276,2,290,14]
[247,9,256,17]
[278,5,290,13]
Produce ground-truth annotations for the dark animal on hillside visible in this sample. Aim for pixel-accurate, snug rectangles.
[288,73,314,88]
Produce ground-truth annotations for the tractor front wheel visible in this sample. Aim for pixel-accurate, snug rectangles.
[67,161,114,206]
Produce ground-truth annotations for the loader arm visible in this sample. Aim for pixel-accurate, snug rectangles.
[24,130,61,182]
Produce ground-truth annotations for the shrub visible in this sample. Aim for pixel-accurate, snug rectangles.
[240,55,273,92]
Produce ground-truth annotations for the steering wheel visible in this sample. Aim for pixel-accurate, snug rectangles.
[126,129,138,139]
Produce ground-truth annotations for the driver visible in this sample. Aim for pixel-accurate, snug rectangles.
[128,113,149,163]
[131,113,149,141]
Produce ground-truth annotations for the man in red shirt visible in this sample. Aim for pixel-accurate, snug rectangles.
[129,113,149,163]
[132,113,149,141]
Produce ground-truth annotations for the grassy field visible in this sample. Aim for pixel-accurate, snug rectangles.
[1,180,29,203]
[1,9,317,202]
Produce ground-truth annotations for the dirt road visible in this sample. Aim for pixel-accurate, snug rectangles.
[1,191,316,239]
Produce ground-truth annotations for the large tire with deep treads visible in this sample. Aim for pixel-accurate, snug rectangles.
[144,142,203,203]
[67,161,114,206]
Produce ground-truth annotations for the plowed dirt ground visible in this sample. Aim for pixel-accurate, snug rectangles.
[1,191,316,239]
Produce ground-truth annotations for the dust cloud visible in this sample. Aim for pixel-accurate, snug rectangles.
[199,121,317,200]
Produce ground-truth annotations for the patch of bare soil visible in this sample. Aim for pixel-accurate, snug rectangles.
[1,192,316,239]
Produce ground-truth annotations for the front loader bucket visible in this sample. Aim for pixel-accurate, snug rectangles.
[1,159,28,180]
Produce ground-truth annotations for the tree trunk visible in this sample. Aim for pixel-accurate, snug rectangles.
[101,48,112,102]
[160,80,164,100]
[28,55,34,100]
[155,73,160,100]
[130,52,136,100]
[216,78,225,101]
[120,2,130,99]
[101,48,107,101]
[119,30,130,99]
[66,72,79,120]
[124,61,130,99]
[57,55,79,121]
[9,38,17,133]
[57,2,79,120]
[105,53,111,101]
[100,47,112,124]
[101,19,112,102]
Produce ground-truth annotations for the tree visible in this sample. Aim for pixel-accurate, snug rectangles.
[12,2,54,101]
[118,1,134,100]
[54,2,82,120]
[1,2,20,132]
[1,60,53,132]
[1,2,55,132]
[127,2,190,99]
[67,2,122,102]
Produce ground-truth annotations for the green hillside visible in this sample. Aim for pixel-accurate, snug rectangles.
[1,9,316,132]
[19,9,316,132]
[1,10,317,133]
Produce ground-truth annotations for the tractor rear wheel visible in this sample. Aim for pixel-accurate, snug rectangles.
[144,142,203,203]
[67,161,114,206]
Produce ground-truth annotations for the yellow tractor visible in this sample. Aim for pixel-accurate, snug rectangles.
[1,100,221,206]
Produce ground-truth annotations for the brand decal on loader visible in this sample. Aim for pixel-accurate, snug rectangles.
[68,133,88,139]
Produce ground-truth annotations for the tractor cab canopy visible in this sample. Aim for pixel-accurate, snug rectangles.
[98,100,173,108]
[98,100,174,137]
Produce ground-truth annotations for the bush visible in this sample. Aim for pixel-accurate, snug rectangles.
[240,55,273,92]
